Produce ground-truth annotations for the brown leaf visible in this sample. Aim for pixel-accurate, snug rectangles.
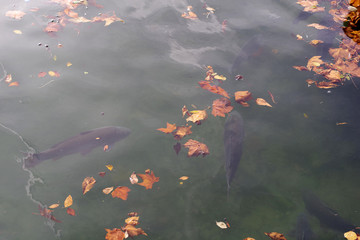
[82,177,96,195]
[265,232,287,240]
[34,205,61,223]
[309,39,324,46]
[64,195,73,208]
[125,216,139,226]
[183,139,209,157]
[235,91,252,107]
[296,0,325,13]
[105,228,125,240]
[66,207,76,216]
[293,66,308,71]
[212,98,233,117]
[307,23,332,30]
[157,122,176,133]
[111,186,130,200]
[137,170,159,190]
[306,56,324,71]
[123,224,147,237]
[186,109,208,124]
[256,98,272,107]
[198,81,230,98]
[98,171,106,177]
[5,10,26,20]
[103,187,114,194]
[48,203,59,209]
[172,125,192,140]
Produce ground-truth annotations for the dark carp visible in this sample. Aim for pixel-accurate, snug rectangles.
[302,190,358,233]
[295,213,314,240]
[224,111,245,194]
[24,126,131,168]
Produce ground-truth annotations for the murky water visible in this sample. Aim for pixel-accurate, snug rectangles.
[1,0,360,239]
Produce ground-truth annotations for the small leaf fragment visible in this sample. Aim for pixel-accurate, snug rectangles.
[49,203,60,209]
[129,172,138,184]
[179,176,189,181]
[103,187,114,194]
[105,165,113,171]
[82,177,96,195]
[13,30,22,34]
[64,195,73,208]
[216,221,228,229]
[264,232,287,240]
[256,98,272,107]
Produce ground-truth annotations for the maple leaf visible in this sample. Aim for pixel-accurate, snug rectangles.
[172,125,192,140]
[157,122,176,133]
[111,186,130,200]
[265,232,287,240]
[183,139,209,157]
[296,0,325,13]
[5,10,26,20]
[212,98,233,117]
[82,177,96,195]
[198,81,230,98]
[136,170,159,189]
[256,98,272,107]
[186,109,208,124]
[64,195,73,208]
[235,91,252,107]
[105,228,125,240]
[123,224,147,237]
[66,207,76,216]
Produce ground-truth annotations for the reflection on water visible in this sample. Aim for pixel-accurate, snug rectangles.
[1,0,360,239]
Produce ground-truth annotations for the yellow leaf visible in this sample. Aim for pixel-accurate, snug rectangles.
[344,231,358,240]
[103,187,114,194]
[13,30,22,34]
[82,176,96,195]
[53,55,57,61]
[179,176,189,180]
[48,71,56,76]
[48,203,59,209]
[216,221,228,229]
[214,74,226,81]
[256,98,272,107]
[66,62,72,67]
[64,195,73,208]
[106,165,113,171]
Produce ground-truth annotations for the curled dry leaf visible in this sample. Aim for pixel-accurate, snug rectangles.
[157,122,176,133]
[82,177,96,195]
[212,98,233,117]
[125,216,139,225]
[235,91,252,107]
[172,125,192,140]
[105,228,125,240]
[64,195,73,208]
[216,221,228,229]
[256,98,272,107]
[66,207,76,216]
[186,109,208,124]
[129,172,138,184]
[137,170,159,190]
[123,224,147,237]
[265,232,287,240]
[183,139,209,157]
[111,186,130,200]
[103,187,114,194]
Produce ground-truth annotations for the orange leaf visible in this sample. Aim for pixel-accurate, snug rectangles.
[8,82,19,87]
[44,22,61,33]
[105,165,113,171]
[48,71,60,77]
[129,172,138,184]
[183,139,209,157]
[64,8,78,18]
[172,125,192,140]
[309,39,324,46]
[64,195,73,208]
[136,170,159,190]
[256,98,272,107]
[123,224,147,237]
[293,66,308,71]
[104,145,109,151]
[105,228,125,240]
[198,81,230,98]
[82,177,96,195]
[103,187,114,194]
[111,186,130,200]
[5,74,12,83]
[296,0,325,13]
[307,23,332,30]
[186,109,208,124]
[179,176,189,180]
[235,91,252,107]
[125,216,139,225]
[49,203,59,209]
[38,72,47,77]
[66,207,76,216]
[5,10,26,20]
[157,122,176,133]
[265,232,287,240]
[212,98,233,117]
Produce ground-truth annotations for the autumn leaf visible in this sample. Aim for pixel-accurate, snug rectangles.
[5,74,12,83]
[182,105,190,117]
[235,91,252,107]
[38,72,47,77]
[82,177,96,195]
[296,0,325,13]
[172,125,192,140]
[265,232,287,240]
[293,66,308,71]
[34,205,61,223]
[181,6,198,19]
[137,170,159,189]
[198,81,230,98]
[91,12,124,26]
[13,30,22,35]
[307,23,332,30]
[105,228,125,240]
[64,195,73,208]
[129,172,138,184]
[243,238,256,240]
[344,231,358,240]
[106,165,113,171]
[5,10,26,20]
[103,187,114,194]
[256,98,272,107]
[306,56,324,70]
[66,62,72,67]
[104,145,109,151]
[8,82,19,87]
[157,122,176,133]
[186,109,208,124]
[183,139,209,157]
[336,122,348,125]
[179,176,189,180]
[66,207,76,216]
[123,224,147,237]
[44,22,62,33]
[48,71,60,77]
[212,98,233,117]
[296,34,303,40]
[216,221,228,229]
[268,91,276,104]
[49,203,59,209]
[309,39,324,46]
[98,171,106,177]
[111,186,130,200]
[125,216,139,225]
[128,212,138,217]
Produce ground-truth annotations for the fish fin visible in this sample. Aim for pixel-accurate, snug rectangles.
[24,153,41,168]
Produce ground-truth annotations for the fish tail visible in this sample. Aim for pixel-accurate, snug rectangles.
[23,153,41,168]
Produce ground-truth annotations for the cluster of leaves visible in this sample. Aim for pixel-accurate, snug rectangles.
[105,212,147,240]
[295,0,360,89]
[158,66,273,156]
[343,0,360,43]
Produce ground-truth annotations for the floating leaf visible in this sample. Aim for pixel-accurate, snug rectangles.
[172,125,192,140]
[198,81,230,98]
[307,23,332,30]
[13,30,22,34]
[49,203,59,209]
[64,195,73,208]
[98,171,106,177]
[293,66,308,71]
[157,122,176,133]
[5,74,12,83]
[48,71,60,77]
[216,221,228,229]
[265,232,287,240]
[104,145,109,151]
[181,6,198,19]
[296,0,325,13]
[235,91,252,107]
[306,56,324,70]
[5,10,26,20]
[256,98,272,107]
[66,207,76,216]
[344,231,358,240]
[105,165,113,171]
[91,12,124,26]
[38,72,47,78]
[179,176,189,180]
[186,109,208,124]
[111,186,130,200]
[212,98,233,117]
[8,82,19,87]
[105,228,125,240]
[137,170,159,190]
[129,172,138,184]
[123,224,147,237]
[309,39,324,46]
[66,62,72,67]
[268,91,276,104]
[103,187,114,194]
[173,142,181,155]
[34,205,61,223]
[125,216,139,225]
[82,177,96,195]
[336,122,348,125]
[183,139,209,157]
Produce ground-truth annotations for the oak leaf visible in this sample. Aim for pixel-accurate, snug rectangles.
[212,98,233,117]
[105,228,125,240]
[137,170,159,189]
[111,186,130,200]
[82,177,96,195]
[172,125,192,140]
[183,139,209,157]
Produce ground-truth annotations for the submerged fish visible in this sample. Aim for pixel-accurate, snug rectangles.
[24,126,131,168]
[224,111,245,193]
[302,190,358,233]
[295,213,314,240]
